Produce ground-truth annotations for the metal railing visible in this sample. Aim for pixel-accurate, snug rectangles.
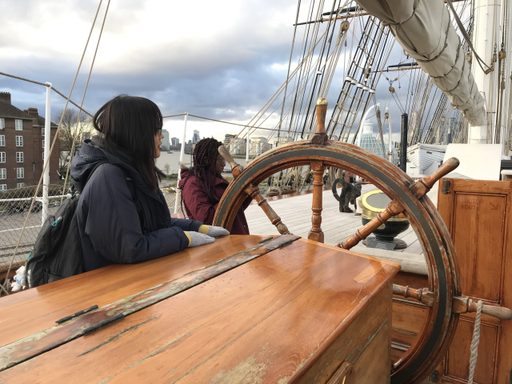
[0,187,65,276]
[0,184,180,288]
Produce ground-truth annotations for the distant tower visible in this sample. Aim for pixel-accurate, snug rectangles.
[161,130,170,150]
[224,134,236,146]
[192,130,200,144]
[357,122,385,158]
[171,137,180,149]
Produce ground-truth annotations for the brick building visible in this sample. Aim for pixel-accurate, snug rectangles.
[0,92,60,190]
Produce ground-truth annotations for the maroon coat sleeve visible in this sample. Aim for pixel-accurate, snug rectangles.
[181,175,218,224]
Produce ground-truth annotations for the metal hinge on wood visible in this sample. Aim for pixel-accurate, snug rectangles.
[441,179,452,194]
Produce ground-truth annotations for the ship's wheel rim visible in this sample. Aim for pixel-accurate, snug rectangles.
[213,140,459,383]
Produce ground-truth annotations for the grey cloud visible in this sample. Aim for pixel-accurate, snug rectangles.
[0,0,294,125]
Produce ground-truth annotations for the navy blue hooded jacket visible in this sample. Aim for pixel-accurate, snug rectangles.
[70,139,201,271]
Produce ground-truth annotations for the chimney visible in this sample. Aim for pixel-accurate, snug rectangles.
[26,107,39,118]
[0,92,11,104]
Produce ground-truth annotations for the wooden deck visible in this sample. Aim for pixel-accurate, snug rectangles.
[245,184,428,275]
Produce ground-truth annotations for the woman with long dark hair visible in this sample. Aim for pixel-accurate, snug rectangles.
[179,138,250,234]
[70,95,228,272]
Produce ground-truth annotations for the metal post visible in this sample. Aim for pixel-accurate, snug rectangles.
[245,134,250,163]
[385,108,393,163]
[42,82,52,224]
[447,118,452,144]
[400,113,408,172]
[174,113,188,215]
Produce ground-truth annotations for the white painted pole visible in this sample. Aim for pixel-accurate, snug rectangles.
[174,113,188,215]
[42,82,52,224]
[469,0,500,145]
[245,134,250,163]
[500,0,512,156]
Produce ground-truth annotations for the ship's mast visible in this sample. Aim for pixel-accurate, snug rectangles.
[470,0,511,156]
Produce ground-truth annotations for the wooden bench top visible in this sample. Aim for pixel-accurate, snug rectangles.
[0,235,398,383]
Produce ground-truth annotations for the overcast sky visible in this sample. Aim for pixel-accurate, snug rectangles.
[0,0,300,140]
[0,0,449,145]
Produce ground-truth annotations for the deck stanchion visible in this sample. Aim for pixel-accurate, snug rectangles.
[218,145,290,234]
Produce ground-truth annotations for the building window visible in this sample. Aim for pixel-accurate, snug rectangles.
[0,168,6,180]
[16,182,25,188]
[16,152,24,163]
[15,119,23,130]
[42,139,45,148]
[0,135,5,147]
[0,152,5,163]
[0,118,4,130]
[16,167,24,179]
[15,135,23,147]
[0,184,6,191]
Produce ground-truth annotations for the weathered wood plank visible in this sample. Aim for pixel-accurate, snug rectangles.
[0,234,300,371]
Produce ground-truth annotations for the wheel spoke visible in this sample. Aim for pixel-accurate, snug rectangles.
[308,160,324,242]
[249,186,290,235]
[218,145,290,235]
[339,198,404,249]
[339,158,460,250]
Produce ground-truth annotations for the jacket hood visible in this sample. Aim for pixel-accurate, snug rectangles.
[71,139,143,192]
[71,140,107,191]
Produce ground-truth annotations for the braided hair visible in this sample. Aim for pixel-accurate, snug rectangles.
[190,138,223,203]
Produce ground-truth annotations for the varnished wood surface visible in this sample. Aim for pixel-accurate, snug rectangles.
[436,178,512,384]
[0,235,398,383]
[296,286,393,383]
[0,235,268,346]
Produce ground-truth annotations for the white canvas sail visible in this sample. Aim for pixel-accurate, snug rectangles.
[355,0,486,126]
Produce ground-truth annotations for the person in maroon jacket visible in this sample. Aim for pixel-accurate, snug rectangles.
[179,138,250,234]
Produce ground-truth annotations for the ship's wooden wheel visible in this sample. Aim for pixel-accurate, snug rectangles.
[213,99,512,383]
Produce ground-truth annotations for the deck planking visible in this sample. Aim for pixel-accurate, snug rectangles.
[245,185,428,274]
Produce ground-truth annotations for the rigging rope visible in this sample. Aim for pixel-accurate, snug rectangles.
[446,0,493,74]
[302,0,344,137]
[294,0,324,139]
[286,0,317,139]
[0,72,93,117]
[62,0,111,197]
[278,0,302,135]
[2,0,110,291]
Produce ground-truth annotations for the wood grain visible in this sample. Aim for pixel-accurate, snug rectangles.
[435,178,512,383]
[0,235,300,371]
[0,237,398,383]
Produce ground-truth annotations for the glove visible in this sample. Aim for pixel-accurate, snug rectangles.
[184,231,215,247]
[199,225,230,238]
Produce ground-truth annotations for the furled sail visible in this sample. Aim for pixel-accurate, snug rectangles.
[354,0,486,126]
